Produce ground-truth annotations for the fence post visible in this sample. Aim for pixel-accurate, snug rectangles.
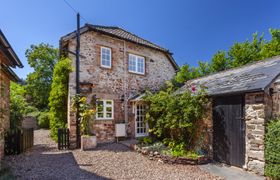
[58,128,61,150]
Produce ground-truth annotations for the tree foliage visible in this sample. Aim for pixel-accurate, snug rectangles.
[25,43,59,110]
[49,57,72,140]
[144,82,208,150]
[175,28,280,84]
[10,82,27,128]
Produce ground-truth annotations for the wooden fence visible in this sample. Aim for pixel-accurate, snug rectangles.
[58,128,70,150]
[4,128,34,155]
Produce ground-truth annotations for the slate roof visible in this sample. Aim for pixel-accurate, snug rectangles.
[0,30,23,68]
[177,56,280,96]
[60,24,179,70]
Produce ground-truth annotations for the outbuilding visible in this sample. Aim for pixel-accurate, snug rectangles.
[178,56,280,175]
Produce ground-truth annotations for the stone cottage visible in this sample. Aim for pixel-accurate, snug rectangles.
[60,24,179,147]
[0,30,23,160]
[178,56,280,175]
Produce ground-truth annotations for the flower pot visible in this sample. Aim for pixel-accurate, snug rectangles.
[81,135,97,150]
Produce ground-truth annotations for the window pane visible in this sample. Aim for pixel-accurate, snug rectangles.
[97,113,104,118]
[137,57,144,73]
[129,55,136,72]
[106,107,112,112]
[106,101,112,105]
[106,113,112,118]
[97,101,103,112]
[101,47,111,67]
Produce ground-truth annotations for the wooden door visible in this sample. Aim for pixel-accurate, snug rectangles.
[213,95,245,167]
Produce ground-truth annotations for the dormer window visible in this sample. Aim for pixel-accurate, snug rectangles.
[128,54,145,75]
[101,46,111,68]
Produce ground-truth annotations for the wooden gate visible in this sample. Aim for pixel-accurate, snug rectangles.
[58,128,70,150]
[213,95,245,167]
[4,128,34,155]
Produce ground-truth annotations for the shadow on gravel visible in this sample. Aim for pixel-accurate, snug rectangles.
[5,145,110,180]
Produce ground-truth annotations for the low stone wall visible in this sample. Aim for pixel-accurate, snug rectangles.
[134,145,209,165]
[22,116,37,129]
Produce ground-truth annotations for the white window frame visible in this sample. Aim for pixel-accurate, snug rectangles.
[96,99,114,120]
[134,103,149,137]
[128,54,145,75]
[100,46,112,68]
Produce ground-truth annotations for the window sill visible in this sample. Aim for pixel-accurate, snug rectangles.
[96,118,114,121]
[128,71,145,76]
[100,65,112,69]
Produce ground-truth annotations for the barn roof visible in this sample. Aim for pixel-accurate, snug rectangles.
[177,56,280,96]
[0,30,23,68]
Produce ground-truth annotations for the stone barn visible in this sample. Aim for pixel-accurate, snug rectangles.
[0,30,23,160]
[178,56,280,175]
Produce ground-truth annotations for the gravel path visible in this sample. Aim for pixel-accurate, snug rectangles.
[4,129,220,180]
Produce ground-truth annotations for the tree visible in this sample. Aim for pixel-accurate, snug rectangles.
[10,82,27,128]
[49,57,72,140]
[210,51,230,72]
[25,43,59,110]
[198,61,211,76]
[260,29,280,58]
[228,33,264,67]
[174,28,280,84]
[175,64,200,83]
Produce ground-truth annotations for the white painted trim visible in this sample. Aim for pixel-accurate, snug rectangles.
[128,53,145,75]
[96,99,114,120]
[134,103,149,137]
[100,46,112,69]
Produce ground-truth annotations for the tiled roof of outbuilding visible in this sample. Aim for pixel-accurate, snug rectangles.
[177,56,280,96]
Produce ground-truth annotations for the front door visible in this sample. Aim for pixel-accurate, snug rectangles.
[135,104,148,137]
[213,95,245,168]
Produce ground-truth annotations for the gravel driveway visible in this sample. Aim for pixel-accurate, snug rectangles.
[4,129,220,180]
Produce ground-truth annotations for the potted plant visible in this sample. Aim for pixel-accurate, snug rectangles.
[72,94,97,150]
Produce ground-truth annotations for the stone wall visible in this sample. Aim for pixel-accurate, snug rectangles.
[244,92,266,175]
[271,76,280,118]
[0,70,11,160]
[66,31,177,146]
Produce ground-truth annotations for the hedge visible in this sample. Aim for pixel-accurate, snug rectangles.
[265,119,280,179]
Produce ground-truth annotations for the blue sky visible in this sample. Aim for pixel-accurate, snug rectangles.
[1,0,280,79]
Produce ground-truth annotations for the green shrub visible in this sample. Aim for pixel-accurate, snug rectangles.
[162,142,199,159]
[49,57,72,140]
[138,136,153,145]
[265,119,280,179]
[144,82,208,150]
[38,111,50,129]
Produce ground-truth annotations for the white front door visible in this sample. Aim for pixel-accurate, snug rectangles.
[135,103,148,137]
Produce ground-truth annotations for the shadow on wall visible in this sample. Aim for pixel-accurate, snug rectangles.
[4,145,110,180]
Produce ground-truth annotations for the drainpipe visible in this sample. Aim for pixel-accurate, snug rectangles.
[123,40,128,135]
[76,13,81,148]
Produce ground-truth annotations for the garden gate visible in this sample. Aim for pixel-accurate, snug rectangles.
[57,128,70,150]
[4,128,34,155]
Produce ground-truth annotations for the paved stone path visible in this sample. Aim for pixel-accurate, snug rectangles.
[199,163,264,180]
